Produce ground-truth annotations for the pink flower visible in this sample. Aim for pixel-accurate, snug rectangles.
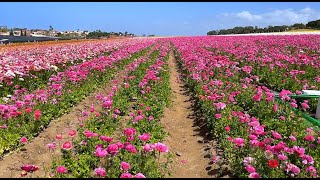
[125,144,137,154]
[225,126,230,132]
[252,93,261,102]
[154,142,169,153]
[306,166,317,177]
[273,104,278,112]
[248,172,260,178]
[47,142,56,150]
[120,172,133,178]
[21,164,39,172]
[212,155,221,164]
[56,166,67,174]
[94,167,106,177]
[279,116,286,121]
[289,135,296,141]
[120,162,131,171]
[55,134,63,140]
[95,147,108,158]
[62,141,72,150]
[245,165,256,173]
[124,128,136,137]
[304,134,315,142]
[271,130,282,139]
[215,114,222,119]
[233,138,245,147]
[100,135,113,143]
[143,144,154,152]
[278,154,288,161]
[138,133,150,142]
[135,173,146,178]
[107,144,119,155]
[301,102,310,110]
[20,137,28,144]
[68,130,77,137]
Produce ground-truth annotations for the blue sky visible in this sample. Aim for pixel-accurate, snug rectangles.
[1,2,320,36]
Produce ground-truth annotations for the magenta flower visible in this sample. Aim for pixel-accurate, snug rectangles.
[95,147,108,158]
[20,136,28,144]
[271,130,282,139]
[245,165,256,173]
[138,133,151,142]
[94,167,106,177]
[120,162,131,171]
[120,172,133,178]
[21,164,39,172]
[248,172,260,178]
[107,144,119,155]
[56,166,67,174]
[154,142,169,153]
[135,173,146,178]
[233,138,245,147]
[62,141,72,150]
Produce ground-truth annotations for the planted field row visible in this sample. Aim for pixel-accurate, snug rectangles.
[40,41,172,178]
[169,36,320,178]
[0,39,155,156]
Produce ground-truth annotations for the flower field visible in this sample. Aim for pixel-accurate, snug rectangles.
[0,35,319,178]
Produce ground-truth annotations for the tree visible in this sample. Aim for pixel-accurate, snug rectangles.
[9,29,14,36]
[49,25,53,31]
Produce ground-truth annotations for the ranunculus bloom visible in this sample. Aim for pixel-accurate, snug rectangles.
[225,126,230,132]
[271,130,282,139]
[268,159,279,168]
[120,172,133,178]
[21,164,39,172]
[56,134,63,140]
[62,141,72,150]
[245,165,256,173]
[20,137,28,144]
[215,113,222,119]
[135,173,146,178]
[100,135,113,143]
[138,133,150,142]
[47,142,56,150]
[120,162,131,171]
[56,166,67,174]
[233,138,245,147]
[107,144,119,155]
[95,147,108,158]
[34,109,41,121]
[248,172,260,178]
[154,142,169,153]
[68,130,77,137]
[94,167,106,177]
[304,134,315,142]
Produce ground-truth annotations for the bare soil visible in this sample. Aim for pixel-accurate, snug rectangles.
[161,52,231,178]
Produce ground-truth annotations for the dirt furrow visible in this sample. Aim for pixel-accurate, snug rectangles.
[161,51,221,178]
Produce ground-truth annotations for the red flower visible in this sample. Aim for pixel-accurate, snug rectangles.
[225,126,231,132]
[34,109,41,121]
[268,159,279,168]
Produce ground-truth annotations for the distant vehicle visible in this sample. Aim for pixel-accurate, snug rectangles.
[0,39,9,45]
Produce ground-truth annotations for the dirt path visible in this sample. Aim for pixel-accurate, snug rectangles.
[161,51,227,178]
[0,67,128,178]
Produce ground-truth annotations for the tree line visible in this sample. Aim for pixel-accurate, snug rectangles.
[86,30,135,39]
[207,19,320,35]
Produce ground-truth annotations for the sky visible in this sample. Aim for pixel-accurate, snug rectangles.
[1,2,320,36]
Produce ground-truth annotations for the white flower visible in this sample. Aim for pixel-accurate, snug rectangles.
[19,78,24,81]
[5,70,15,77]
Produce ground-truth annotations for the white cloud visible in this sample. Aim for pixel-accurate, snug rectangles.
[235,11,262,21]
[217,7,320,28]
